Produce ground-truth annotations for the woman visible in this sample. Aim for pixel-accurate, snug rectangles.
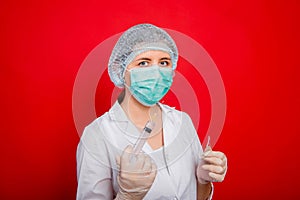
[77,24,227,200]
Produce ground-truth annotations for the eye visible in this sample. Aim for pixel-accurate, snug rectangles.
[160,61,170,67]
[138,61,149,67]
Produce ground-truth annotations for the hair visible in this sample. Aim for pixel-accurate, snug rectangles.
[117,89,125,104]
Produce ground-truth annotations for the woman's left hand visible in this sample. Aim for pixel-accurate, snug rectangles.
[197,147,228,184]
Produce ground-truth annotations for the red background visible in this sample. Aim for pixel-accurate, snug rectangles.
[1,0,299,199]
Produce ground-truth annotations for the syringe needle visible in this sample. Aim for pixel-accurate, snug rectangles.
[206,136,211,149]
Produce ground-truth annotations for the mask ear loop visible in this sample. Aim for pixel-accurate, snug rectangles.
[149,107,158,122]
[121,64,132,91]
[172,69,176,78]
[148,105,162,139]
[121,67,146,129]
[122,69,132,93]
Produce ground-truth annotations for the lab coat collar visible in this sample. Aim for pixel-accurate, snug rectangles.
[157,102,173,114]
[108,101,129,122]
[109,101,175,122]
[108,101,135,145]
[108,101,178,147]
[157,102,177,125]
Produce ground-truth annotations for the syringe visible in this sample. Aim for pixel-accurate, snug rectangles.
[132,121,155,155]
[206,136,211,149]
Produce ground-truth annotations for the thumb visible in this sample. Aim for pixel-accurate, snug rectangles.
[122,145,133,159]
[205,145,212,152]
[150,162,157,176]
[203,146,212,157]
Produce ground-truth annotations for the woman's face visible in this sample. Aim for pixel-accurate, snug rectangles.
[124,50,172,86]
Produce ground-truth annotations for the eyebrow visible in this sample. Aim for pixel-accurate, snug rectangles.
[134,57,171,61]
[135,57,151,61]
[160,57,171,60]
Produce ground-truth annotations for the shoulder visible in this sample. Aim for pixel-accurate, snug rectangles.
[77,113,113,168]
[80,112,111,143]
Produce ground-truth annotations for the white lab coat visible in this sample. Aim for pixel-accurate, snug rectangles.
[76,101,213,199]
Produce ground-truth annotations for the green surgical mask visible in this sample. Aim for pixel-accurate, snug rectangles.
[127,65,173,106]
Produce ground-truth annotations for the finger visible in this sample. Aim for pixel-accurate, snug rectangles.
[124,145,134,154]
[121,145,133,161]
[204,145,212,152]
[135,153,146,169]
[202,149,212,157]
[149,162,157,177]
[209,172,225,182]
[204,155,227,171]
[202,164,226,174]
[142,156,152,173]
[222,155,228,166]
[203,156,224,166]
[204,151,226,160]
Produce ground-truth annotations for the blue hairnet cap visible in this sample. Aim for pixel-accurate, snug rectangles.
[108,23,178,88]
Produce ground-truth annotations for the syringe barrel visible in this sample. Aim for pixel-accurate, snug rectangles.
[132,121,155,155]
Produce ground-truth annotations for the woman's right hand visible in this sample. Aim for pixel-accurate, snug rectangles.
[115,145,157,200]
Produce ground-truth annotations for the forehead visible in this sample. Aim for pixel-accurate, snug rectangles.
[133,50,171,60]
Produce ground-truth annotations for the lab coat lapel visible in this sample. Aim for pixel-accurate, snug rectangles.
[108,101,141,147]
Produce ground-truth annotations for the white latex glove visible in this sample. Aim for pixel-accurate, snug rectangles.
[115,145,157,200]
[197,146,227,184]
